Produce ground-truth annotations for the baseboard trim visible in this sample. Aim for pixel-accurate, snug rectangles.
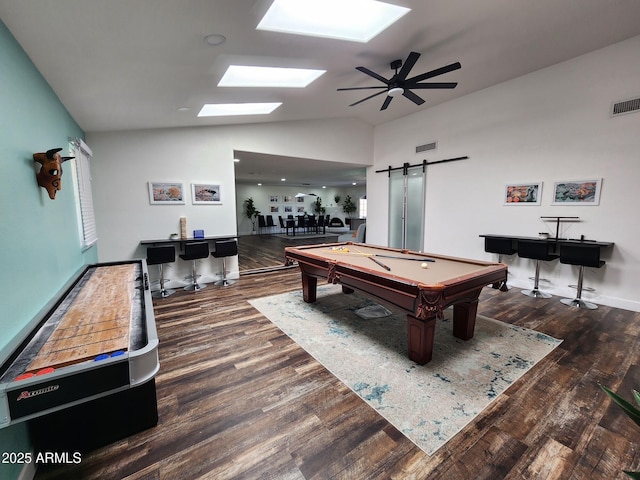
[506,280,640,312]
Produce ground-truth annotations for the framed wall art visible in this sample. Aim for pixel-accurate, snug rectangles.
[552,179,601,205]
[191,183,222,204]
[148,182,185,204]
[504,182,542,205]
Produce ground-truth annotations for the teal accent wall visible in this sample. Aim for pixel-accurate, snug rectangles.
[0,20,97,479]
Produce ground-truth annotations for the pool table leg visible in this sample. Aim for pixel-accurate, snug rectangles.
[301,274,317,303]
[406,314,437,365]
[452,298,479,340]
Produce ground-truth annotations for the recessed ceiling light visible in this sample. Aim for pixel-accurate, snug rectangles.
[257,183,262,186]
[177,106,190,112]
[197,103,282,117]
[257,0,410,43]
[218,65,325,88]
[352,182,357,185]
[204,34,227,46]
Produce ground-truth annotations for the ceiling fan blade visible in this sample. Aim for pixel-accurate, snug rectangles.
[355,66,389,84]
[349,89,387,107]
[380,96,393,110]
[406,62,461,83]
[337,86,389,91]
[397,51,421,80]
[402,89,425,105]
[405,82,458,89]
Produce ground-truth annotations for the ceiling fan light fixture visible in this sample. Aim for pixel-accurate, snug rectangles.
[338,51,461,110]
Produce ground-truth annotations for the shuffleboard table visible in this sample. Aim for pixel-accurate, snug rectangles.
[0,260,159,452]
[284,242,507,365]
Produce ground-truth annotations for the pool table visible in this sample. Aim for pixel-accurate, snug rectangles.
[284,242,507,365]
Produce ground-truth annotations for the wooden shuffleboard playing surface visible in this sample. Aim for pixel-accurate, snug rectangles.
[26,264,136,372]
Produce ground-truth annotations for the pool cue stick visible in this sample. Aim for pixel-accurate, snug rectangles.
[326,249,435,262]
[351,246,392,271]
[374,254,435,262]
[367,255,391,271]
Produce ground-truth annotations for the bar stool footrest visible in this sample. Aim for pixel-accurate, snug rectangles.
[569,284,595,292]
[529,277,551,283]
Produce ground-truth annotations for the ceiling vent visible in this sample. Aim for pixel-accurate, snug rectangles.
[416,141,437,154]
[611,96,640,117]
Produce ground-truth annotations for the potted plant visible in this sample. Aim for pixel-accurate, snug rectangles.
[342,195,356,218]
[314,197,326,216]
[600,384,640,478]
[243,197,260,233]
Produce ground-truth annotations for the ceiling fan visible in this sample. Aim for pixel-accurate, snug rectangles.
[337,51,461,110]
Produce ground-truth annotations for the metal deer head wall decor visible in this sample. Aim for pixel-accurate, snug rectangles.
[33,148,74,199]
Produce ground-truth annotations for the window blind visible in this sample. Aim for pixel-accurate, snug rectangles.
[72,139,98,248]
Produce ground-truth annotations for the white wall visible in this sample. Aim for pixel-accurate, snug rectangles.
[88,118,372,285]
[235,184,366,235]
[87,37,639,310]
[369,36,640,311]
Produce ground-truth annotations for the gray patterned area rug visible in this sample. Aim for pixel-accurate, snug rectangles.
[250,284,562,455]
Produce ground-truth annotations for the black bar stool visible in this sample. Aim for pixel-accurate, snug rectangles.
[517,240,559,298]
[146,246,176,298]
[212,239,238,286]
[179,242,209,291]
[559,243,605,309]
[285,217,296,236]
[483,237,516,290]
[307,215,317,233]
[266,215,275,233]
[257,215,267,234]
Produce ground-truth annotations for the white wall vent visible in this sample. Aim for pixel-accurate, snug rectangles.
[611,96,640,117]
[416,141,437,154]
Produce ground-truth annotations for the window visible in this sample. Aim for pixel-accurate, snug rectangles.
[359,196,367,219]
[70,139,97,249]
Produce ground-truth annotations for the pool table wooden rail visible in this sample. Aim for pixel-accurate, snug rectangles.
[284,242,508,364]
[285,242,506,318]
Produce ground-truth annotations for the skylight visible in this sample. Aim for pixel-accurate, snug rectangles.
[218,65,326,88]
[197,103,282,117]
[256,0,410,43]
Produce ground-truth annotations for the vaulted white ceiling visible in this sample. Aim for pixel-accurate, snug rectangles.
[3,0,640,186]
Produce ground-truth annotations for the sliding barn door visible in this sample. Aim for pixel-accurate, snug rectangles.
[388,165,425,251]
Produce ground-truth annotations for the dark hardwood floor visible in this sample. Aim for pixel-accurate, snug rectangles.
[35,236,640,479]
[237,232,340,273]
